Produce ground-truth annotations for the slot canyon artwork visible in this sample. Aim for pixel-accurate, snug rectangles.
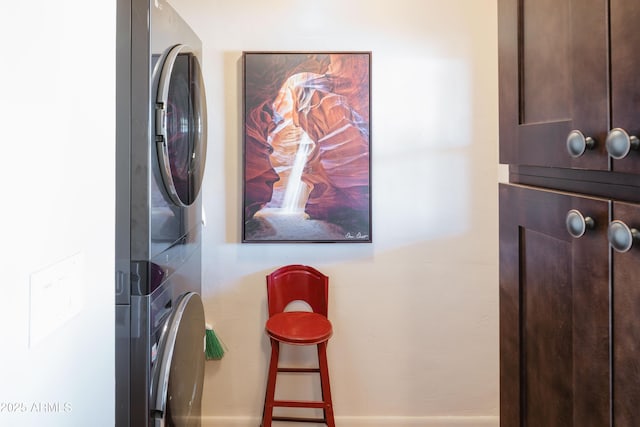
[242,52,372,243]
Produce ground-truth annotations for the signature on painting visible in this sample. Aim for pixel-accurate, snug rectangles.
[345,232,369,240]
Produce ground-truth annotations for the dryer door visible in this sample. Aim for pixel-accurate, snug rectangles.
[150,292,206,427]
[156,44,207,207]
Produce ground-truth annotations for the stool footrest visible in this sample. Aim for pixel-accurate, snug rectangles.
[273,399,330,409]
[278,367,320,373]
[272,415,327,424]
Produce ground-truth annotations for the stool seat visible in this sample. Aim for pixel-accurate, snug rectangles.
[266,311,333,345]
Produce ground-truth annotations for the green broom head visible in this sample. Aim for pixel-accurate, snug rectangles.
[205,325,225,360]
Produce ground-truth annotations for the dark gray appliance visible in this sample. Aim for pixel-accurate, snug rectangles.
[116,0,208,425]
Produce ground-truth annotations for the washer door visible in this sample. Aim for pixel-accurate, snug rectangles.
[156,44,207,207]
[150,292,206,427]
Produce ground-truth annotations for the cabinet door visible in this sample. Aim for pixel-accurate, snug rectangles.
[500,184,610,427]
[610,0,640,173]
[610,201,640,425]
[498,0,609,169]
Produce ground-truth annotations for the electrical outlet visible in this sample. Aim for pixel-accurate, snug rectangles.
[29,252,84,347]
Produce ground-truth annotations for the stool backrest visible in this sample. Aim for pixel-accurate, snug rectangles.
[266,265,329,317]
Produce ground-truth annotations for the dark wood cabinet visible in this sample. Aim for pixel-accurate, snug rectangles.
[610,202,640,426]
[499,0,640,173]
[498,0,608,170]
[610,1,640,173]
[499,0,640,426]
[500,184,610,426]
[500,183,640,426]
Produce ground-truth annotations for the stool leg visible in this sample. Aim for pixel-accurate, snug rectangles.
[317,341,335,427]
[261,339,280,427]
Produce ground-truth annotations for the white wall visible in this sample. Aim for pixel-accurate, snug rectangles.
[0,1,116,426]
[172,1,499,426]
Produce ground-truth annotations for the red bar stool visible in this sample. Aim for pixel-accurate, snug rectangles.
[261,265,336,427]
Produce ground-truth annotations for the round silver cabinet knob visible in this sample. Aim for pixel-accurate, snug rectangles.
[607,220,640,253]
[606,128,640,159]
[566,209,595,238]
[567,130,596,158]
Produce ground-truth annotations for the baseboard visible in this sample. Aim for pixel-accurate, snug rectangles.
[201,415,499,427]
[338,417,499,426]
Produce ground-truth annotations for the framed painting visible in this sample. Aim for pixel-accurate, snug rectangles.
[242,51,372,243]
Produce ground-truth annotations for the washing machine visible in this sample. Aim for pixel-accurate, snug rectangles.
[115,0,208,425]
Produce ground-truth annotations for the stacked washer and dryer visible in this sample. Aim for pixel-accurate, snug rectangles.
[116,0,208,425]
